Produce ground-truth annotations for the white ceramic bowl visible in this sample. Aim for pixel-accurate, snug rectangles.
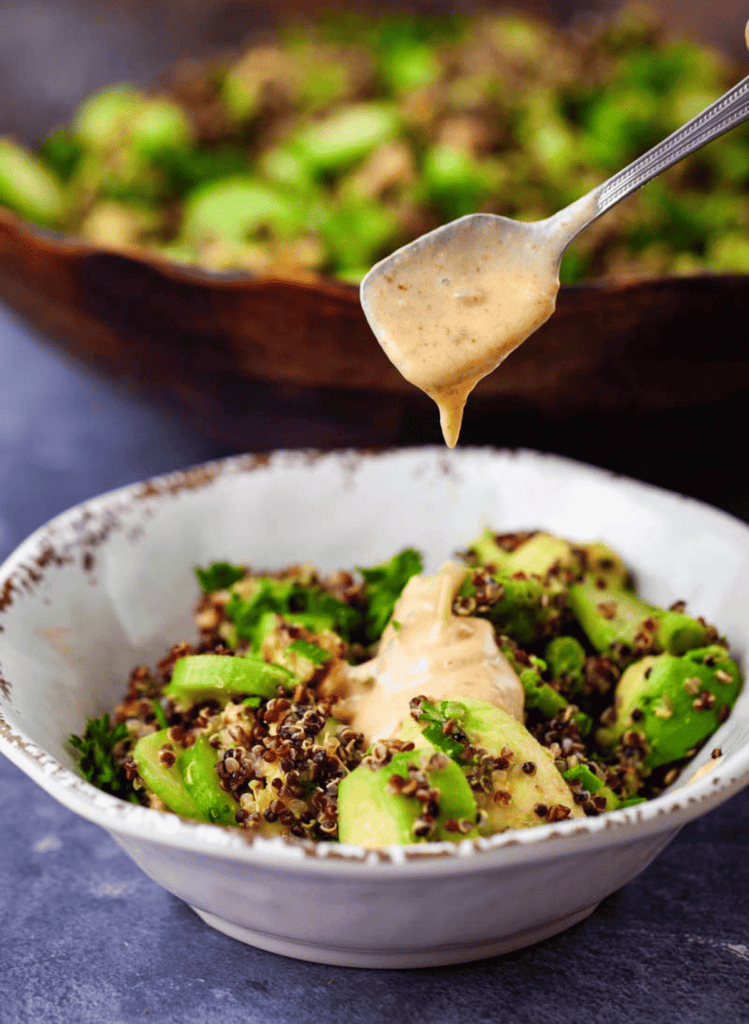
[1,447,748,968]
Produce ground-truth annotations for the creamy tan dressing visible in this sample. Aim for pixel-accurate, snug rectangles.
[362,196,600,446]
[344,560,524,743]
[363,217,559,446]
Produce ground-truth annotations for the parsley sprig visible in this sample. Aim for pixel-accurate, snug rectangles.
[195,561,246,593]
[225,576,360,645]
[358,548,423,643]
[69,714,139,802]
[414,698,473,762]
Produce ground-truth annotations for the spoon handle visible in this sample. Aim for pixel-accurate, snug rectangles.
[596,73,749,216]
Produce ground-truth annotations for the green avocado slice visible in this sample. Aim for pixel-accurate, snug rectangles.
[132,728,201,819]
[163,653,295,707]
[443,698,583,833]
[177,735,239,826]
[569,577,711,659]
[596,645,742,772]
[468,529,578,576]
[337,742,478,847]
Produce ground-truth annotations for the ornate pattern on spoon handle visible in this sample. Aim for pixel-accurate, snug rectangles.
[596,74,749,214]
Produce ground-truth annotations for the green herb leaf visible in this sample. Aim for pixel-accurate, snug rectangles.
[195,561,246,593]
[69,714,139,802]
[226,578,294,640]
[226,576,359,644]
[286,639,332,666]
[296,588,360,639]
[414,698,471,762]
[152,700,168,730]
[358,548,423,643]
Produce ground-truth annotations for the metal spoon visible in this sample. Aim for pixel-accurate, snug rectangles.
[360,71,749,446]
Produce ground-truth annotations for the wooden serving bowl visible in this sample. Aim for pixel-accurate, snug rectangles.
[2,0,749,467]
[1,204,748,451]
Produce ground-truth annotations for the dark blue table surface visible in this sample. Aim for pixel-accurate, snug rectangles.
[1,304,748,1024]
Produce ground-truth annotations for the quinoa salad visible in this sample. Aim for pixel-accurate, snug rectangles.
[70,529,743,847]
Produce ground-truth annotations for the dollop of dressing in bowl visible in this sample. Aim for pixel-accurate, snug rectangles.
[345,561,524,744]
[361,214,561,446]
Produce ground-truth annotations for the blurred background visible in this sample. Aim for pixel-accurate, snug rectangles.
[1,0,749,538]
[3,0,749,145]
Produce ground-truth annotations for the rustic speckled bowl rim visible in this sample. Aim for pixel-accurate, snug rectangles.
[1,447,748,878]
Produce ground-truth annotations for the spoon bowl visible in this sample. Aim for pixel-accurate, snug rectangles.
[360,213,565,446]
[361,71,749,443]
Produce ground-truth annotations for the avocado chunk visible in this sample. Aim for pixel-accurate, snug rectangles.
[177,735,240,826]
[596,645,742,772]
[563,763,620,812]
[580,541,630,589]
[132,728,201,819]
[163,653,295,708]
[468,529,578,576]
[499,639,592,735]
[569,576,712,662]
[289,102,401,173]
[337,742,478,847]
[459,530,576,641]
[457,569,566,644]
[0,138,66,227]
[545,635,586,691]
[448,697,583,833]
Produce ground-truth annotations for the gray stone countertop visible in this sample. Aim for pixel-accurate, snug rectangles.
[1,304,748,1023]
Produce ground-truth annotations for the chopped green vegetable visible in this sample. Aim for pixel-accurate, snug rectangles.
[132,728,200,819]
[128,99,192,158]
[338,742,479,845]
[38,127,83,181]
[563,763,603,793]
[178,735,240,826]
[69,714,138,802]
[285,639,331,667]
[358,548,423,643]
[569,575,714,663]
[153,145,251,194]
[545,635,586,691]
[289,103,401,173]
[0,138,65,227]
[225,575,359,645]
[412,698,472,761]
[73,85,140,151]
[295,588,360,639]
[152,700,168,730]
[182,177,304,243]
[195,561,246,593]
[164,653,295,706]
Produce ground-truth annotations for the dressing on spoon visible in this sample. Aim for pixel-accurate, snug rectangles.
[360,198,596,447]
[361,50,749,446]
